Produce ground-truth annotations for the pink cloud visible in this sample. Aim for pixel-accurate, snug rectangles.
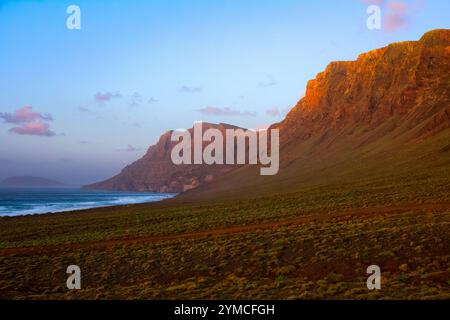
[385,13,408,31]
[197,106,256,117]
[359,0,419,32]
[0,106,52,124]
[94,91,122,103]
[9,122,56,137]
[384,1,410,32]
[387,1,408,11]
[1,106,58,137]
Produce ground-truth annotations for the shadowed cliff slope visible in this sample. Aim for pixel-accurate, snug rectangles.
[85,29,450,200]
[84,123,243,192]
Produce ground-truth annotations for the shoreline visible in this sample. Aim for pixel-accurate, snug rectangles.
[0,188,177,218]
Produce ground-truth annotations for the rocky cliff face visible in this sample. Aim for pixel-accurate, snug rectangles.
[277,29,450,145]
[85,29,450,195]
[175,29,450,201]
[83,123,243,192]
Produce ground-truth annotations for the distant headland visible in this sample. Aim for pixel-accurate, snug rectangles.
[0,176,65,188]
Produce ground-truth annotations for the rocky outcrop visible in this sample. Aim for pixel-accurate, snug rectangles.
[276,29,450,144]
[175,29,450,201]
[83,123,243,192]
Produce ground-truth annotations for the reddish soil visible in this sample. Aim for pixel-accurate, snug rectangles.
[1,202,448,257]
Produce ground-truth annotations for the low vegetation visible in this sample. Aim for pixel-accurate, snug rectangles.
[0,170,449,299]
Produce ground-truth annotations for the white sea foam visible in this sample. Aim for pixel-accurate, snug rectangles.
[0,192,176,216]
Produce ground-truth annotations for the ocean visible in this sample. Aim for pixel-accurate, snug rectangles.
[0,188,175,216]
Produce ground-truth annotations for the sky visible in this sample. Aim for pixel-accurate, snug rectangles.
[0,0,449,186]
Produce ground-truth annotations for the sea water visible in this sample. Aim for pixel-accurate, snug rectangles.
[0,188,175,216]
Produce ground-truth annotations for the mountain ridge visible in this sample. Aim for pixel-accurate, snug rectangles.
[85,29,450,200]
[173,28,450,202]
[83,122,244,192]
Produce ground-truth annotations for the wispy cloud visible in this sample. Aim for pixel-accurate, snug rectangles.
[266,107,280,117]
[259,76,278,88]
[76,106,89,112]
[179,85,202,93]
[0,106,52,124]
[120,145,141,152]
[94,91,122,103]
[131,92,141,99]
[197,106,256,117]
[129,92,142,107]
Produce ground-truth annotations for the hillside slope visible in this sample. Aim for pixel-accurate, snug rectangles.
[175,29,450,202]
[85,29,450,200]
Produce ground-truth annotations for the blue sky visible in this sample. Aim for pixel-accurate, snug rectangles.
[0,0,449,185]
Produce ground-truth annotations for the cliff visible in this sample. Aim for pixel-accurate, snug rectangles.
[83,123,243,192]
